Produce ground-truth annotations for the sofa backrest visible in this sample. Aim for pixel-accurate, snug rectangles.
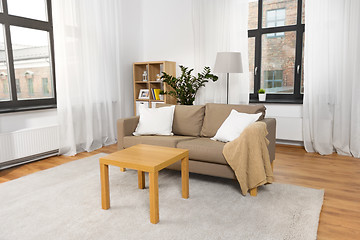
[200,103,266,137]
[157,103,205,137]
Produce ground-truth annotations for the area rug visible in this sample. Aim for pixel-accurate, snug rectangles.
[0,153,324,240]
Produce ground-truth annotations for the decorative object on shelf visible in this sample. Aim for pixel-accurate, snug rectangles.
[156,74,161,81]
[258,88,266,101]
[213,52,243,104]
[142,71,148,82]
[160,65,218,105]
[138,89,150,99]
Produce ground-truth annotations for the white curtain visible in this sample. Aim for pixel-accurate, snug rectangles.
[303,0,360,157]
[192,0,249,105]
[52,0,125,156]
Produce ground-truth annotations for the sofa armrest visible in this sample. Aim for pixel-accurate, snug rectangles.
[259,118,276,162]
[117,116,139,149]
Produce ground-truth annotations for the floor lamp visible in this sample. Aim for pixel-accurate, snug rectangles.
[213,52,243,104]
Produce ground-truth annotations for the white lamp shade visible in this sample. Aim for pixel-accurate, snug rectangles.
[213,52,243,73]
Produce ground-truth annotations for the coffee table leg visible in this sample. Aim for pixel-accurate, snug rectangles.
[149,171,159,224]
[100,163,110,209]
[120,167,126,172]
[181,156,189,199]
[138,171,145,189]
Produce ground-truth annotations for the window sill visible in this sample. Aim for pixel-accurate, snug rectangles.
[0,104,57,114]
[249,99,303,104]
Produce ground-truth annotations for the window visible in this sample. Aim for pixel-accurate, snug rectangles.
[2,79,8,94]
[15,79,20,93]
[267,9,285,28]
[248,0,305,103]
[0,0,56,113]
[264,70,283,89]
[266,9,285,38]
[27,78,34,96]
[42,77,49,95]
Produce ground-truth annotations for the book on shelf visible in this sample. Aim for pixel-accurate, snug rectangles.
[150,88,161,100]
[151,88,156,100]
[154,89,161,100]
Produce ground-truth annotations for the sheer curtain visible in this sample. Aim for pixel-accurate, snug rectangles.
[52,0,125,156]
[303,0,360,157]
[192,0,249,105]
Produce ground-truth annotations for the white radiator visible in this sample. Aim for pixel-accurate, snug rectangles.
[0,125,59,167]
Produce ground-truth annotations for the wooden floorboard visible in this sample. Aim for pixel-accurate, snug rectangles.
[274,145,360,240]
[0,143,359,239]
[0,145,117,183]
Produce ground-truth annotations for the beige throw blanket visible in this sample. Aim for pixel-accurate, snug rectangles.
[223,122,274,195]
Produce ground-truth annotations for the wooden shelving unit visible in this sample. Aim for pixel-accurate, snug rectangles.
[133,61,177,115]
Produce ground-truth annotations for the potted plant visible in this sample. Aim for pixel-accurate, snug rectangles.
[258,88,266,101]
[160,65,218,105]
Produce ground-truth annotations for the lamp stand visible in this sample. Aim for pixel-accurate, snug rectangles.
[226,72,229,104]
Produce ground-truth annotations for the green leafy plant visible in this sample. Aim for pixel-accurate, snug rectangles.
[160,65,218,105]
[258,88,266,94]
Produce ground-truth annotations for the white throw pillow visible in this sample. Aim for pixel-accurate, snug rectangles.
[133,104,175,136]
[211,109,262,142]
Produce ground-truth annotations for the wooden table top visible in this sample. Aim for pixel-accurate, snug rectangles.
[99,144,189,172]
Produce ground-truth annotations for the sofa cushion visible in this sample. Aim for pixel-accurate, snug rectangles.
[157,104,205,137]
[133,105,175,136]
[123,135,196,149]
[200,103,266,137]
[211,110,262,142]
[176,137,227,165]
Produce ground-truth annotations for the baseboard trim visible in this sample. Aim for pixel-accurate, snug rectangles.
[0,150,59,170]
[276,139,304,146]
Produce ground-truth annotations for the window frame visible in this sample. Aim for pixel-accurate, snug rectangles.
[249,0,304,103]
[0,0,56,113]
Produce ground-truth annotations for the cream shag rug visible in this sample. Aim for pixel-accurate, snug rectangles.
[0,153,324,240]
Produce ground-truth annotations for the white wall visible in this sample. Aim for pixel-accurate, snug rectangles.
[0,109,58,133]
[263,104,303,142]
[119,0,144,117]
[142,0,194,69]
[141,0,304,143]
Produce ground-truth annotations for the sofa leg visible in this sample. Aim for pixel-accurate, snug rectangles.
[271,161,274,171]
[120,167,126,172]
[249,187,257,196]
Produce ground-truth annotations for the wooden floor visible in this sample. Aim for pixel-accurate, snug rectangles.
[0,144,359,239]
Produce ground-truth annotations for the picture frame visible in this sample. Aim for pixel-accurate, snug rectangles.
[138,89,150,99]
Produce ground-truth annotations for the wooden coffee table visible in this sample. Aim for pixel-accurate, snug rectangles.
[99,144,189,224]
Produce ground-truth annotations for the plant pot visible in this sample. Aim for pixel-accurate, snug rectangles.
[258,93,266,102]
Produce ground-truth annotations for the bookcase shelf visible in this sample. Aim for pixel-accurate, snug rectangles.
[133,61,177,115]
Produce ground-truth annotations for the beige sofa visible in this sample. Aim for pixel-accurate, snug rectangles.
[117,103,276,194]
